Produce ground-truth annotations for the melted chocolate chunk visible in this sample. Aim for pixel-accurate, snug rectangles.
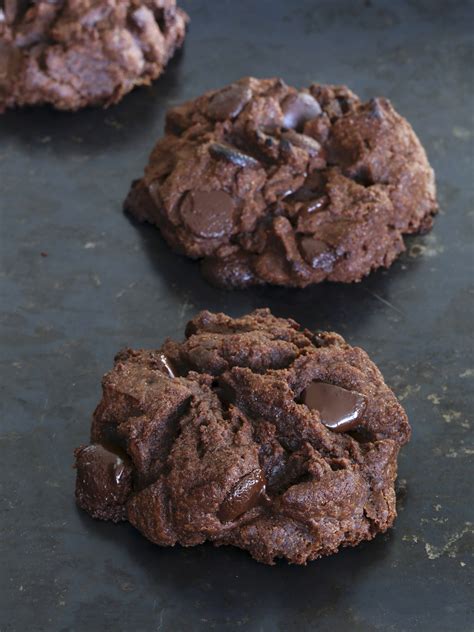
[159,354,175,378]
[75,443,133,521]
[218,469,266,522]
[299,237,336,270]
[209,142,260,168]
[281,92,322,130]
[301,381,367,432]
[281,130,322,156]
[206,83,252,120]
[180,190,235,238]
[79,443,129,484]
[201,253,258,289]
[306,196,329,212]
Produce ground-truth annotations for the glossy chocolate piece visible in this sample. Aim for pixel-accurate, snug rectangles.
[159,353,175,378]
[281,91,322,130]
[305,196,329,212]
[180,190,235,238]
[75,443,133,521]
[281,129,322,155]
[301,381,367,432]
[209,142,260,168]
[299,237,336,270]
[206,82,252,120]
[77,443,129,484]
[218,469,266,522]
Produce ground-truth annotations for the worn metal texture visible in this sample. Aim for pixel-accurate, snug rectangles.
[1,0,473,630]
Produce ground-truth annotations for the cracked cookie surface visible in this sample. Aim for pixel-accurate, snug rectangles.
[75,309,410,565]
[0,0,188,111]
[125,77,438,288]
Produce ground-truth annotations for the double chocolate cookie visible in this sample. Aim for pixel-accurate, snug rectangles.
[0,0,188,111]
[75,309,410,565]
[125,77,438,288]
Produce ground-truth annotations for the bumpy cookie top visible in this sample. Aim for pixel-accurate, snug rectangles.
[0,0,188,111]
[75,309,410,564]
[126,77,438,288]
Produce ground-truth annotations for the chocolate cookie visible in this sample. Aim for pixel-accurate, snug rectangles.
[0,0,188,111]
[125,77,438,288]
[74,309,410,565]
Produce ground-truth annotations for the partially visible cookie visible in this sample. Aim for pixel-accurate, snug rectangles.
[0,0,188,111]
[74,308,411,565]
[125,77,438,288]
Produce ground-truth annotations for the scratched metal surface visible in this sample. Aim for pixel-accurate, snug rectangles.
[1,0,473,630]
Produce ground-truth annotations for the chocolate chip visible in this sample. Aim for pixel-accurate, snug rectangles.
[206,83,252,120]
[201,253,258,289]
[77,444,131,487]
[300,382,367,432]
[159,354,175,378]
[218,469,266,522]
[299,237,336,271]
[281,129,322,156]
[208,142,260,168]
[281,92,322,131]
[75,443,133,520]
[180,190,235,239]
[305,196,329,212]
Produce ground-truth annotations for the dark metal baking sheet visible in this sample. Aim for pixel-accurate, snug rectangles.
[1,1,473,630]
